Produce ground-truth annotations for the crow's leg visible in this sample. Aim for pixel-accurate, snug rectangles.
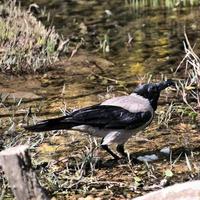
[116,144,127,157]
[101,144,120,160]
[101,138,119,160]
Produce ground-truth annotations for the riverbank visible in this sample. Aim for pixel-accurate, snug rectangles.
[0,1,200,199]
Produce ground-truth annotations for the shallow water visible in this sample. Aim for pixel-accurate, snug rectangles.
[22,0,200,76]
[1,0,200,117]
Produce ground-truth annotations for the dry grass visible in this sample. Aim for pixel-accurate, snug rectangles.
[0,0,68,74]
[125,0,200,9]
[175,32,200,114]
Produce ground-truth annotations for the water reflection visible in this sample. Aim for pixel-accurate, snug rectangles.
[21,0,200,77]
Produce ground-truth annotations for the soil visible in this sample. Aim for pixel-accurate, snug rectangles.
[0,51,200,200]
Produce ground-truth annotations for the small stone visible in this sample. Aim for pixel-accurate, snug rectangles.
[85,195,95,200]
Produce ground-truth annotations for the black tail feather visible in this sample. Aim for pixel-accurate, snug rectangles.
[24,116,75,132]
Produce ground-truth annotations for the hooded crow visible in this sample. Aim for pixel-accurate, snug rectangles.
[25,79,175,159]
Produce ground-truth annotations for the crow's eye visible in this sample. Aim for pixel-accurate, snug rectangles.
[148,86,158,93]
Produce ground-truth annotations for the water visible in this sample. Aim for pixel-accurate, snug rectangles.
[22,0,200,76]
[2,0,200,116]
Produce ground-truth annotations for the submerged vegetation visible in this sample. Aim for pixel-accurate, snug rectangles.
[0,1,67,74]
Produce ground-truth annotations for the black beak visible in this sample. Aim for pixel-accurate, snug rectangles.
[157,79,175,91]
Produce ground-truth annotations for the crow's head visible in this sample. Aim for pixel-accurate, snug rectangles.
[134,79,175,110]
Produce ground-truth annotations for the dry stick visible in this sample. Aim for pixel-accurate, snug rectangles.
[0,145,49,200]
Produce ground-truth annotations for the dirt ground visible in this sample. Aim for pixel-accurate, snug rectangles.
[0,53,200,200]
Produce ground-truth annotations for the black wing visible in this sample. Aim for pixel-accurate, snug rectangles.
[25,104,153,132]
[67,104,153,129]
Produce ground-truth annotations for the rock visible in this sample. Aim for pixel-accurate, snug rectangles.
[132,181,200,200]
[78,195,102,200]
